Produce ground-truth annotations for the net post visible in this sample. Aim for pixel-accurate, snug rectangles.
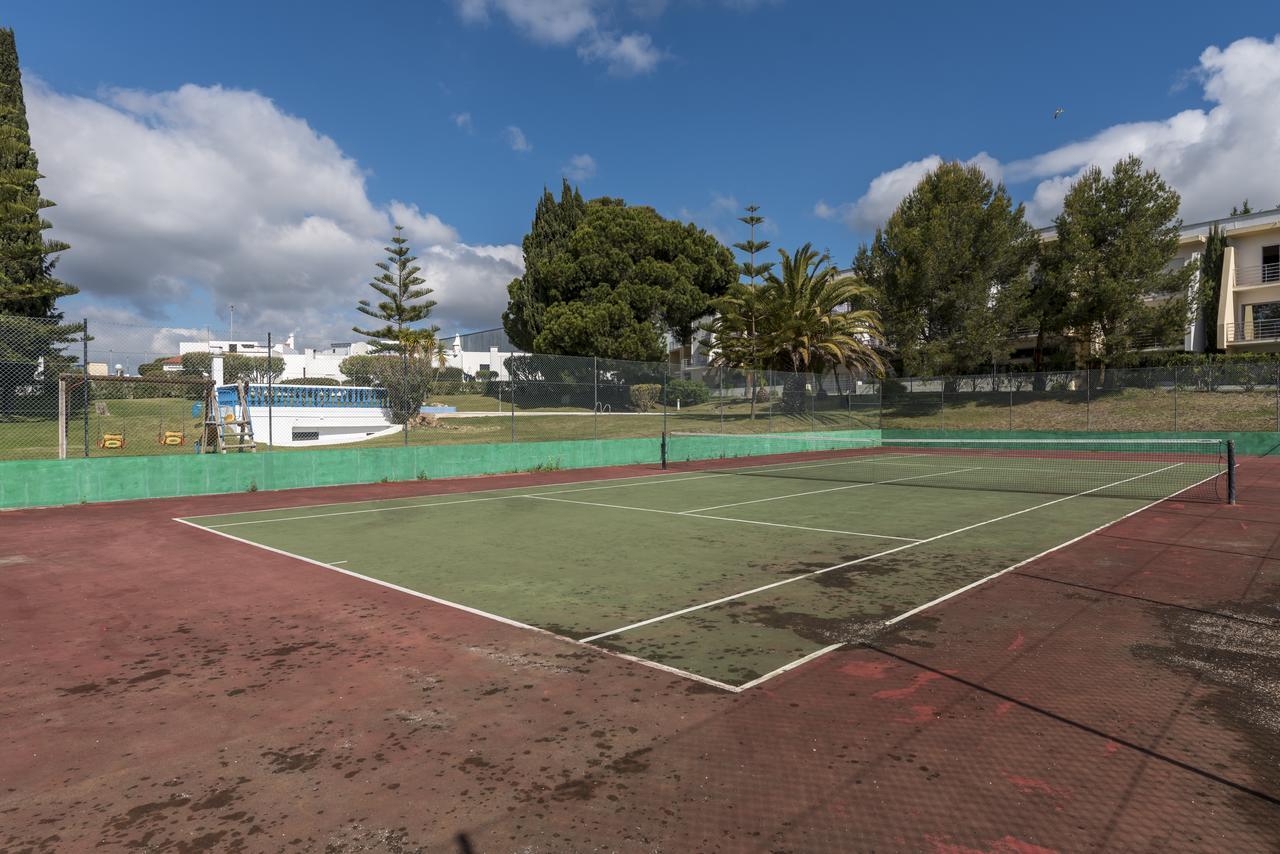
[660,430,668,470]
[1227,440,1236,505]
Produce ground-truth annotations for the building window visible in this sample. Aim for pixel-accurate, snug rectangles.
[478,363,489,373]
[1263,245,1279,283]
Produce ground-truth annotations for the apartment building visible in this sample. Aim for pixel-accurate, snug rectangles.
[1209,208,1280,350]
[1029,206,1280,356]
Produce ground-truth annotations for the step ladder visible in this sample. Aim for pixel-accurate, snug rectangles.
[207,380,257,453]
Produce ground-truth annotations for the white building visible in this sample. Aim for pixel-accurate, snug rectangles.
[175,327,525,382]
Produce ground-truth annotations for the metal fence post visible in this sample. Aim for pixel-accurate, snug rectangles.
[1172,365,1178,432]
[593,356,598,441]
[510,372,517,443]
[719,371,725,432]
[940,378,946,432]
[81,318,89,457]
[267,332,273,449]
[1085,369,1091,431]
[1008,375,1014,432]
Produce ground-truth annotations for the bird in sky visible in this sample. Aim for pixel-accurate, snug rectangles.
[1053,108,1065,119]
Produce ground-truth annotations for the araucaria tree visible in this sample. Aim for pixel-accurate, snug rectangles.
[502,182,737,361]
[734,205,774,285]
[0,27,80,418]
[852,162,1037,377]
[1041,156,1191,370]
[353,226,439,422]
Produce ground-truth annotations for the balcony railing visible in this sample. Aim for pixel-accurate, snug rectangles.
[1235,263,1280,287]
[1226,319,1280,343]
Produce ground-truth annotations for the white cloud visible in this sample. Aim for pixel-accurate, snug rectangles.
[455,0,667,75]
[457,0,599,44]
[504,125,532,152]
[818,155,942,232]
[577,31,664,76]
[561,153,597,181]
[824,34,1280,231]
[26,79,521,341]
[452,111,474,131]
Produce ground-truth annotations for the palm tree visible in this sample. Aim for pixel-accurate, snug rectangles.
[702,244,884,416]
[759,244,883,378]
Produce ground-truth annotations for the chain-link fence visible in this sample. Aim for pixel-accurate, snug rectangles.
[3,311,1280,461]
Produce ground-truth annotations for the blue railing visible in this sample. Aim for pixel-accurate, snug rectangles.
[217,384,389,408]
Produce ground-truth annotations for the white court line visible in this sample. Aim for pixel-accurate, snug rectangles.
[193,453,920,529]
[682,466,981,513]
[178,464,714,521]
[734,642,846,692]
[202,492,523,528]
[880,466,1227,628]
[173,517,742,693]
[578,462,1186,644]
[524,494,920,542]
[329,560,349,565]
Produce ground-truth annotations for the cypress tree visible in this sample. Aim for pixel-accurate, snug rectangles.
[501,179,587,351]
[0,27,80,420]
[0,27,75,314]
[1199,224,1226,352]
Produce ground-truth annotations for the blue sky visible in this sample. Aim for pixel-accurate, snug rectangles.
[5,0,1280,349]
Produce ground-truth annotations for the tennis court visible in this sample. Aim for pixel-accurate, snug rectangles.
[178,434,1232,690]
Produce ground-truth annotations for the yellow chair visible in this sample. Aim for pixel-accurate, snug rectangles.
[159,430,185,446]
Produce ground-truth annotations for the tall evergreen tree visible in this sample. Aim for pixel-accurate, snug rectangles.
[502,179,586,352]
[852,162,1037,377]
[501,186,735,361]
[1043,156,1191,370]
[733,205,774,285]
[353,225,438,353]
[1198,223,1227,352]
[0,27,80,419]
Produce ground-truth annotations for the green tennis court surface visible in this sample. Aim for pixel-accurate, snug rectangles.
[178,440,1227,690]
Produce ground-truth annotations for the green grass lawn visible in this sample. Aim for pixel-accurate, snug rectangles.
[2,386,1276,459]
[0,397,204,460]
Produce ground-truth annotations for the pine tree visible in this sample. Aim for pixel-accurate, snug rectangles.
[354,225,438,351]
[0,27,80,419]
[733,205,774,285]
[1045,156,1191,373]
[852,162,1037,377]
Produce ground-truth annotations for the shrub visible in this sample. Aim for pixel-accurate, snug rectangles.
[663,378,711,407]
[278,376,340,386]
[629,383,662,412]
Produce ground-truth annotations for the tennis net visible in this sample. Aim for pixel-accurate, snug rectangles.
[662,432,1235,503]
